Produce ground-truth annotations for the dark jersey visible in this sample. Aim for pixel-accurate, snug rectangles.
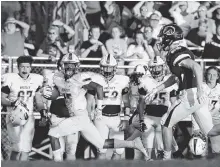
[166,46,197,91]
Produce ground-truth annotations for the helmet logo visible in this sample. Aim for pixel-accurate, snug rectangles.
[163,26,175,35]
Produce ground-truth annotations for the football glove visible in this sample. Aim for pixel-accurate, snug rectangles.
[138,120,147,132]
[39,109,51,127]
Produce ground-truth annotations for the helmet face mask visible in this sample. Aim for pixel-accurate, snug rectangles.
[149,65,164,79]
[100,54,117,81]
[100,65,116,80]
[60,53,80,80]
[149,56,165,80]
[62,62,79,79]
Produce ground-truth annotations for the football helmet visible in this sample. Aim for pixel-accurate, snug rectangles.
[9,101,29,127]
[157,24,183,51]
[189,136,207,156]
[100,54,117,80]
[148,56,165,79]
[60,52,80,80]
[130,64,148,86]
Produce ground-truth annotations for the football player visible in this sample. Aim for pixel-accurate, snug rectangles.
[43,62,79,161]
[192,66,220,156]
[145,23,220,160]
[41,52,149,161]
[1,56,46,160]
[86,54,130,160]
[128,59,178,160]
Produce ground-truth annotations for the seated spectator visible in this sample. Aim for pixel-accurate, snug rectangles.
[186,20,210,57]
[143,26,157,48]
[126,31,154,75]
[101,1,121,33]
[1,17,29,59]
[37,20,75,61]
[203,23,220,65]
[106,25,127,75]
[80,25,108,65]
[182,5,216,37]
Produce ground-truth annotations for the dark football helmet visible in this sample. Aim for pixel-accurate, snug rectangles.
[157,24,183,51]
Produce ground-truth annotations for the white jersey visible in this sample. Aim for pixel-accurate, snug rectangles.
[92,74,129,106]
[2,73,44,113]
[203,83,220,121]
[145,75,178,107]
[53,71,95,116]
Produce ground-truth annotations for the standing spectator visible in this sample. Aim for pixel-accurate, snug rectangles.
[148,13,163,39]
[106,25,127,75]
[36,20,74,60]
[203,23,220,65]
[101,1,121,33]
[186,20,209,57]
[84,1,102,27]
[125,31,154,75]
[182,5,216,36]
[169,1,191,26]
[1,17,29,59]
[80,25,108,65]
[207,3,220,23]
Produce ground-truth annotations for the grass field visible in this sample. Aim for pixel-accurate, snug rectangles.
[2,159,220,167]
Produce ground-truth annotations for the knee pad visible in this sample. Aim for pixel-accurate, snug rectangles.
[114,148,124,155]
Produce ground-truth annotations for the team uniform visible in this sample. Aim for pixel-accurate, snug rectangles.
[161,46,214,136]
[193,83,220,153]
[43,70,79,156]
[131,75,178,151]
[48,71,108,149]
[91,74,130,154]
[2,73,43,152]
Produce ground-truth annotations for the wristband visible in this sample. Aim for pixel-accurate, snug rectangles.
[96,100,103,110]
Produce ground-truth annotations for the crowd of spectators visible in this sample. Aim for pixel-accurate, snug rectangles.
[1,1,220,73]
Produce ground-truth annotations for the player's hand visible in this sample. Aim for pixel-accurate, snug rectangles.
[138,120,147,132]
[145,88,158,103]
[197,88,207,104]
[39,109,51,127]
[11,99,22,107]
[89,44,99,52]
[41,86,53,99]
[94,108,102,120]
[118,120,129,131]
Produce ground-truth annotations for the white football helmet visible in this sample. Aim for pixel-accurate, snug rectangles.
[9,101,29,127]
[130,64,148,86]
[148,56,165,79]
[60,52,80,79]
[189,136,207,156]
[100,54,117,80]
